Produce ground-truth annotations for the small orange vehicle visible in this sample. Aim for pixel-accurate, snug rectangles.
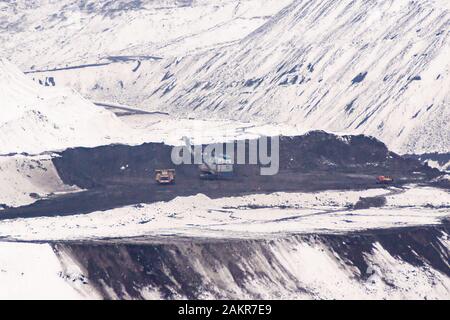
[376,175,394,184]
[155,169,176,185]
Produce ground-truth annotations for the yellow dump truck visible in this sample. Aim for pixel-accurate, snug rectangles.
[155,169,176,185]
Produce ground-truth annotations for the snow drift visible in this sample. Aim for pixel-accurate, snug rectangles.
[0,155,80,208]
[0,59,127,154]
[0,242,99,299]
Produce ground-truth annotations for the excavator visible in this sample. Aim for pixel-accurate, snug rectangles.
[199,155,234,180]
[181,136,234,180]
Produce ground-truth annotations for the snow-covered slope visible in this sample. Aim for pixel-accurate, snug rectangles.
[2,223,449,300]
[427,160,450,173]
[0,242,99,299]
[0,155,81,208]
[0,59,128,154]
[49,224,450,299]
[0,58,303,155]
[140,0,450,154]
[0,186,448,299]
[0,0,292,69]
[21,0,449,154]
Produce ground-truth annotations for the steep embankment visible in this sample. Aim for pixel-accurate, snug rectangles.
[3,223,449,299]
[50,222,450,299]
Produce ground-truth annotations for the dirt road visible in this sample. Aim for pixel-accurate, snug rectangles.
[0,133,439,220]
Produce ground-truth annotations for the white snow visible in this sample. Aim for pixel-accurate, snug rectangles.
[0,186,448,241]
[0,154,81,208]
[385,186,450,207]
[121,113,302,146]
[0,59,130,155]
[0,57,316,156]
[0,0,292,69]
[361,242,450,299]
[263,238,450,299]
[134,0,450,154]
[3,1,448,154]
[427,160,450,173]
[30,0,448,155]
[0,59,299,156]
[0,242,99,299]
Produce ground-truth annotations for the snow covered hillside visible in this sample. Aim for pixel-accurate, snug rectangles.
[0,59,131,154]
[19,0,449,154]
[0,0,291,69]
[1,0,449,301]
[140,0,450,154]
[0,58,307,155]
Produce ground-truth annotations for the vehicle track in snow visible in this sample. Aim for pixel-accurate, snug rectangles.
[204,187,407,229]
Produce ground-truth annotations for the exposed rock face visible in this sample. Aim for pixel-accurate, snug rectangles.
[53,221,450,299]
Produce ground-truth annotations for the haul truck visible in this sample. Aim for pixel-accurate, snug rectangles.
[376,175,394,185]
[155,169,176,185]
